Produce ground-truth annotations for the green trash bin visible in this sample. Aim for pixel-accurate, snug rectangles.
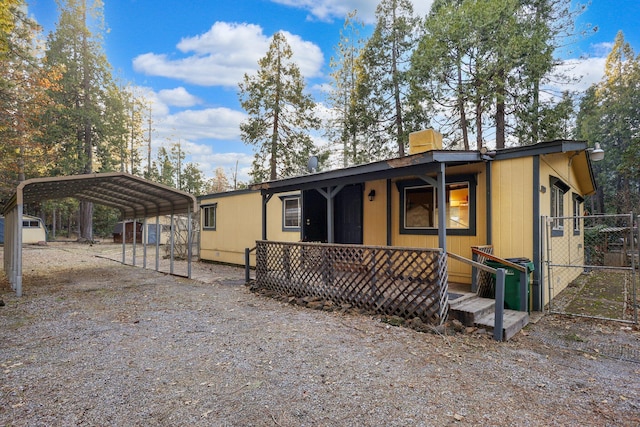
[486,258,534,311]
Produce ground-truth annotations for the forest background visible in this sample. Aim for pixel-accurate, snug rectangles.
[0,0,638,239]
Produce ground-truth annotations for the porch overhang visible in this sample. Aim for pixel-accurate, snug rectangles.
[251,150,484,195]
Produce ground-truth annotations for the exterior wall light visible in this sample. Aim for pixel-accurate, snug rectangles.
[588,142,604,162]
[368,189,376,201]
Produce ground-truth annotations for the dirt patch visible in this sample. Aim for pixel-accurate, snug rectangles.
[1,243,639,426]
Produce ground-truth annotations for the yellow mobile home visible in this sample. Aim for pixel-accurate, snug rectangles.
[198,189,301,266]
[251,131,598,312]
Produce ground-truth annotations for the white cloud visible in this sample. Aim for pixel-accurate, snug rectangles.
[552,56,607,95]
[157,87,202,107]
[270,0,434,23]
[192,150,255,182]
[156,108,246,142]
[132,22,324,87]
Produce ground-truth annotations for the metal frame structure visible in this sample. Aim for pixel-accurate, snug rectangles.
[2,173,197,296]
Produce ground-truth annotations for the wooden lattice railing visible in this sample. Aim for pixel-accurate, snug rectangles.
[255,241,448,325]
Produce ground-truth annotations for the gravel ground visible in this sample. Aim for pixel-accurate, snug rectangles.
[1,243,639,426]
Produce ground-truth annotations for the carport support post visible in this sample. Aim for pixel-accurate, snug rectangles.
[142,217,148,269]
[155,215,160,272]
[132,219,137,266]
[170,212,174,275]
[187,205,192,279]
[121,218,126,264]
[15,205,23,297]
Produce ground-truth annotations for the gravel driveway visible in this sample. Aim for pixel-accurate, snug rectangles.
[1,243,639,426]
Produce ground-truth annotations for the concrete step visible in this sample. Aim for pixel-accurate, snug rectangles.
[448,295,529,341]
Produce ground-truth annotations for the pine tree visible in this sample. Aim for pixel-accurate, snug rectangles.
[40,0,127,240]
[576,32,640,214]
[356,0,423,158]
[326,10,367,167]
[411,0,580,149]
[238,32,320,182]
[0,0,54,200]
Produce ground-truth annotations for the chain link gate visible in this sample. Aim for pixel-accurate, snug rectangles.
[543,213,638,324]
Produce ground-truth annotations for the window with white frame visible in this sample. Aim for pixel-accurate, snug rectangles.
[22,220,40,228]
[282,196,301,229]
[202,204,217,230]
[572,193,583,235]
[550,177,569,235]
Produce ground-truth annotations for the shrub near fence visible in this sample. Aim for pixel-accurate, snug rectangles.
[255,241,448,325]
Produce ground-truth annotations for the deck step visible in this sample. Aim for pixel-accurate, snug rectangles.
[475,310,529,341]
[448,295,529,341]
[449,296,496,326]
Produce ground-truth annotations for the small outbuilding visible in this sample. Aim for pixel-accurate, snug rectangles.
[0,215,47,244]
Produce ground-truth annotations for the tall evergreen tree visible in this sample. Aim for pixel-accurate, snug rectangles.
[356,0,423,157]
[40,0,126,240]
[238,32,320,181]
[0,0,53,200]
[326,10,368,167]
[411,0,579,149]
[575,32,640,214]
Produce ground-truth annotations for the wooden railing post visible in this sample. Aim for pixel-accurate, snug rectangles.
[245,247,251,283]
[471,251,478,293]
[494,268,506,341]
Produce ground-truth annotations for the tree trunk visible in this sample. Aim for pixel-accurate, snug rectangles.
[457,58,469,150]
[79,0,93,241]
[391,4,404,157]
[495,68,506,149]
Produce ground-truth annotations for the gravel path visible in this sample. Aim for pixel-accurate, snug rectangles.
[1,243,639,426]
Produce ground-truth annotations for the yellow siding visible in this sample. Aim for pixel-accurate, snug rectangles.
[362,180,388,246]
[491,157,534,261]
[387,164,487,284]
[539,153,585,305]
[200,191,300,266]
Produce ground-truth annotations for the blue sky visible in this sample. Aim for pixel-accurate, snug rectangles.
[26,0,640,184]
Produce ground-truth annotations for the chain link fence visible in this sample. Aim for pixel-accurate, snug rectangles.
[543,213,638,324]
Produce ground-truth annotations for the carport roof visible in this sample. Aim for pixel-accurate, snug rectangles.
[3,172,197,218]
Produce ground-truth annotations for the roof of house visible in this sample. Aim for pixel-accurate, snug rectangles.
[250,140,597,195]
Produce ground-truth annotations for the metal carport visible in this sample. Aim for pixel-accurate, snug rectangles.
[2,172,197,296]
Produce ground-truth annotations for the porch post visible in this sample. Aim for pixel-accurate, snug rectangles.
[486,161,492,245]
[437,162,446,252]
[261,193,273,241]
[386,179,392,246]
[316,185,343,244]
[532,155,542,311]
[326,188,334,243]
